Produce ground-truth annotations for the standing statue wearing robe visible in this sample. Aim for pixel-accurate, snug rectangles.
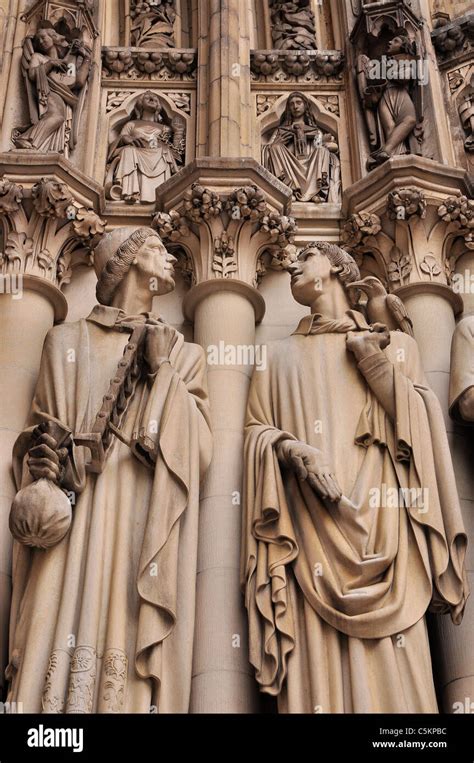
[13,24,91,155]
[357,30,422,170]
[449,314,474,424]
[6,227,212,713]
[262,92,341,204]
[242,242,468,713]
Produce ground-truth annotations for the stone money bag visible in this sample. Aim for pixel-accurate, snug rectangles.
[9,421,72,549]
[9,479,72,549]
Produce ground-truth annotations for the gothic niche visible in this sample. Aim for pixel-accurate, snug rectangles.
[354,24,424,170]
[261,91,341,203]
[12,18,92,155]
[105,90,185,204]
[130,0,176,48]
[269,0,317,50]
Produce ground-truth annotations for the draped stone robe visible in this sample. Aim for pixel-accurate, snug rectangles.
[242,310,468,713]
[7,305,212,713]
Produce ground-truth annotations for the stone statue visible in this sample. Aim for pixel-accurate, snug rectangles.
[356,29,422,170]
[242,242,468,712]
[13,21,91,154]
[105,91,184,203]
[130,0,176,48]
[6,227,212,712]
[449,315,474,424]
[459,76,474,153]
[262,92,341,203]
[269,0,317,50]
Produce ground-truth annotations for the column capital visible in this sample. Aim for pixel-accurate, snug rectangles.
[153,157,296,287]
[0,153,106,303]
[341,155,474,294]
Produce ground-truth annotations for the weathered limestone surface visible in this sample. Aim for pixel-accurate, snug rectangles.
[0,0,472,715]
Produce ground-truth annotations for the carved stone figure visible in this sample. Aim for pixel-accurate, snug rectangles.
[242,242,467,712]
[269,1,317,50]
[262,92,341,203]
[459,75,474,153]
[6,226,212,712]
[449,315,474,424]
[13,21,91,154]
[105,91,184,203]
[356,29,423,170]
[347,275,414,336]
[130,0,176,48]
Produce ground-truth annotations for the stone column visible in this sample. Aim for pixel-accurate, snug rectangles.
[342,156,474,713]
[0,154,104,693]
[155,158,293,711]
[185,281,263,712]
[196,0,252,157]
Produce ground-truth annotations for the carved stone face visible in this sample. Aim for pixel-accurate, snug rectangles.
[36,29,55,53]
[135,235,176,294]
[387,36,405,55]
[288,96,306,120]
[140,91,161,114]
[288,248,334,306]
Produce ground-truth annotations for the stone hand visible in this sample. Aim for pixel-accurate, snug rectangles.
[346,323,391,362]
[52,60,69,73]
[458,387,474,422]
[28,430,69,484]
[144,323,179,374]
[277,440,342,502]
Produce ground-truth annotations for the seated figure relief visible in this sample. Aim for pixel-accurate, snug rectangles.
[105,91,185,204]
[262,92,341,204]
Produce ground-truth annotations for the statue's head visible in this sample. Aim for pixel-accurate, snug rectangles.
[281,92,317,126]
[93,226,176,306]
[288,242,360,307]
[133,91,163,122]
[34,24,68,55]
[387,29,413,56]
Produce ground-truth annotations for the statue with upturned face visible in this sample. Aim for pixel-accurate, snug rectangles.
[262,92,341,203]
[242,242,467,712]
[106,91,184,203]
[7,227,212,713]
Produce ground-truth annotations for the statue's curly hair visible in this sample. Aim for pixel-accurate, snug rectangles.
[297,241,360,287]
[96,227,157,305]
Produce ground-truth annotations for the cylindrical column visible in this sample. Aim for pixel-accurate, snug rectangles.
[196,0,251,158]
[0,277,66,694]
[186,280,264,712]
[396,281,474,713]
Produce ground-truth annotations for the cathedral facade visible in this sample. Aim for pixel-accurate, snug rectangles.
[0,0,473,715]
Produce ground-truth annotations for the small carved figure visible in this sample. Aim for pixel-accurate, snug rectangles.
[13,21,91,154]
[130,0,176,48]
[105,91,184,203]
[269,0,317,50]
[347,275,414,336]
[262,92,341,203]
[356,29,423,170]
